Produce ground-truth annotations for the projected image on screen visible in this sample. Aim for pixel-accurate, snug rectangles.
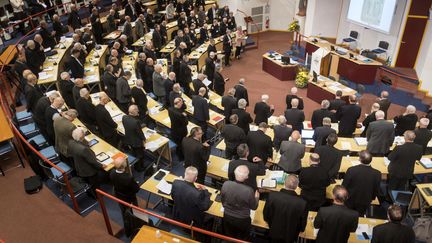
[347,0,396,33]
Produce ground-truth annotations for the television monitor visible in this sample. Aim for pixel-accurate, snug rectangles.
[301,129,314,139]
[281,55,290,65]
[312,71,318,83]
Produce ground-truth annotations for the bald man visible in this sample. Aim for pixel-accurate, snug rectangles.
[311,100,334,129]
[361,102,380,137]
[414,118,432,154]
[54,109,78,158]
[388,130,423,191]
[377,91,391,119]
[95,93,119,146]
[122,105,147,172]
[279,131,305,174]
[286,87,304,110]
[76,88,98,132]
[314,185,358,243]
[366,110,395,156]
[44,97,65,144]
[192,87,210,139]
[131,79,149,123]
[284,98,305,131]
[164,72,176,107]
[24,73,43,113]
[394,105,418,136]
[59,72,76,108]
[168,97,189,159]
[336,95,361,137]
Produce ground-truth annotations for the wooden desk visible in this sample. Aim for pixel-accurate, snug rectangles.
[159,40,176,59]
[305,38,381,85]
[132,225,199,243]
[306,76,356,104]
[302,121,363,137]
[181,93,225,130]
[0,108,13,143]
[189,65,224,110]
[262,52,298,81]
[188,33,230,72]
[104,30,122,41]
[131,32,153,48]
[0,45,17,66]
[83,45,108,92]
[409,183,432,219]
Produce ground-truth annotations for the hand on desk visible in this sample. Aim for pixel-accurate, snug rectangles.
[252,156,262,163]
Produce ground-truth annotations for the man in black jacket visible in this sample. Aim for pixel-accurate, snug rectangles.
[273,116,293,151]
[228,144,266,190]
[223,29,233,66]
[234,78,248,105]
[336,95,361,137]
[136,53,147,80]
[314,133,343,180]
[168,98,188,160]
[102,65,119,102]
[153,25,164,52]
[314,185,359,243]
[247,122,273,163]
[221,88,237,123]
[329,90,346,111]
[25,40,43,78]
[39,21,56,49]
[311,100,334,129]
[178,55,193,95]
[376,91,391,119]
[171,166,212,227]
[164,72,176,107]
[361,102,380,137]
[143,58,155,93]
[414,118,432,154]
[33,92,59,140]
[131,79,148,124]
[76,88,98,133]
[44,97,65,145]
[122,105,146,172]
[284,98,305,131]
[372,204,415,243]
[68,48,84,79]
[95,93,119,147]
[254,94,275,124]
[24,73,43,113]
[232,98,253,135]
[204,52,216,84]
[192,73,208,97]
[299,153,331,211]
[116,71,133,113]
[286,87,304,110]
[312,117,336,148]
[264,175,308,243]
[388,130,423,191]
[394,105,418,136]
[59,72,76,109]
[67,4,82,30]
[192,87,210,139]
[213,65,227,96]
[182,127,211,184]
[342,150,381,216]
[221,114,246,160]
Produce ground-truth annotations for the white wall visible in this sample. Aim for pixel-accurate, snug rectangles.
[416,20,432,94]
[335,0,410,63]
[304,0,343,38]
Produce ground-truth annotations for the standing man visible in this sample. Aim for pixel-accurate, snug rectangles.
[192,87,210,139]
[366,110,395,156]
[247,122,273,163]
[286,87,304,110]
[213,65,227,96]
[68,49,84,78]
[59,72,75,108]
[204,52,216,84]
[76,88,98,132]
[223,29,233,66]
[314,133,343,181]
[312,117,336,148]
[371,205,416,243]
[273,116,292,151]
[361,103,380,137]
[414,118,432,154]
[342,150,382,216]
[254,94,275,124]
[102,65,119,102]
[168,98,189,160]
[329,90,346,111]
[53,109,78,161]
[221,114,246,160]
[152,64,166,104]
[116,71,133,113]
[44,97,65,145]
[264,175,308,243]
[279,131,305,174]
[122,105,147,172]
[24,73,43,113]
[394,105,418,136]
[284,98,305,131]
[234,78,249,105]
[95,93,119,147]
[131,79,148,124]
[336,95,361,137]
[221,165,259,240]
[221,88,237,123]
[311,100,334,129]
[232,99,253,135]
[376,91,391,119]
[314,185,359,243]
[67,4,82,30]
[182,127,211,184]
[10,0,27,35]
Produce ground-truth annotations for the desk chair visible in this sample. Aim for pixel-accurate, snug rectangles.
[0,141,14,176]
[19,122,39,138]
[372,41,389,55]
[343,31,359,43]
[390,190,413,206]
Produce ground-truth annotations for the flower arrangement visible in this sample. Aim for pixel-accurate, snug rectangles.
[288,20,300,32]
[295,67,309,88]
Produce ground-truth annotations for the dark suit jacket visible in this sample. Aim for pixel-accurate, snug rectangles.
[72,86,81,105]
[234,84,248,105]
[44,106,59,140]
[68,140,102,177]
[192,95,209,122]
[314,204,359,243]
[192,79,207,97]
[178,61,192,90]
[343,164,381,212]
[299,165,331,208]
[247,130,273,162]
[124,4,137,20]
[204,57,215,81]
[273,125,292,150]
[414,127,432,154]
[182,137,210,177]
[122,115,145,148]
[232,108,253,134]
[314,145,343,179]
[254,101,274,124]
[361,111,377,137]
[39,27,56,49]
[169,91,182,107]
[284,108,305,131]
[313,126,336,148]
[68,57,84,78]
[116,77,131,104]
[67,10,81,30]
[152,30,163,50]
[59,79,75,108]
[394,113,418,136]
[168,107,188,141]
[329,98,346,111]
[263,189,308,242]
[131,87,148,118]
[95,104,118,139]
[33,97,50,128]
[171,180,212,226]
[213,71,225,96]
[228,158,265,190]
[221,124,246,151]
[25,84,43,112]
[109,170,139,203]
[25,48,42,75]
[371,222,415,243]
[311,108,334,129]
[366,120,395,155]
[102,71,117,100]
[286,94,304,110]
[207,44,217,54]
[53,21,66,41]
[136,59,146,80]
[388,142,423,179]
[222,34,233,52]
[221,95,237,122]
[76,97,97,127]
[377,98,391,119]
[336,104,361,137]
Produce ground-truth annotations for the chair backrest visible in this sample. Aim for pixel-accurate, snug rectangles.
[350,31,359,39]
[38,160,55,180]
[357,84,366,94]
[378,41,389,50]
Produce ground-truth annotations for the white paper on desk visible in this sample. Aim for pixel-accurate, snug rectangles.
[101,158,113,166]
[144,129,156,139]
[203,78,212,87]
[313,228,319,237]
[45,90,58,97]
[162,117,171,125]
[149,107,160,115]
[221,163,229,172]
[394,136,405,145]
[38,72,53,80]
[44,47,52,52]
[341,141,352,150]
[156,179,172,194]
[327,85,340,93]
[351,160,361,166]
[354,137,368,146]
[420,158,432,167]
[355,224,372,239]
[249,125,258,131]
[268,170,284,179]
[343,87,352,92]
[261,178,276,188]
[305,139,316,146]
[212,98,221,103]
[112,114,124,123]
[86,75,98,83]
[250,210,256,220]
[145,141,159,152]
[384,157,391,166]
[43,66,53,71]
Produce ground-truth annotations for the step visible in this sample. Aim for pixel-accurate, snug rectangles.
[84,210,123,237]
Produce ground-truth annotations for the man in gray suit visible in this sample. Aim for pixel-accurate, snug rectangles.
[366,110,395,156]
[53,109,78,160]
[116,71,133,113]
[152,64,166,104]
[278,131,305,174]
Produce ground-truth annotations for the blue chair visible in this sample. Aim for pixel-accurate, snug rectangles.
[19,123,39,138]
[125,153,138,167]
[372,41,389,54]
[28,134,48,148]
[0,142,14,176]
[39,146,59,163]
[390,190,412,206]
[15,110,32,123]
[50,162,73,180]
[343,31,359,43]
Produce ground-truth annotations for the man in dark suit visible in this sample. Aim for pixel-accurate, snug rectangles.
[24,73,43,113]
[182,127,211,184]
[414,118,432,154]
[72,78,85,105]
[68,49,84,79]
[116,71,133,113]
[329,90,346,111]
[204,52,216,83]
[279,131,305,174]
[311,100,334,129]
[336,95,361,137]
[25,40,43,78]
[39,21,56,49]
[299,153,331,211]
[284,98,305,131]
[44,97,65,145]
[124,0,138,20]
[247,122,273,163]
[67,4,82,30]
[213,65,227,96]
[222,88,237,123]
[131,79,148,123]
[90,8,103,44]
[34,93,59,140]
[286,87,304,110]
[153,24,164,52]
[361,103,380,137]
[254,94,275,124]
[59,72,76,109]
[273,116,293,151]
[169,84,184,107]
[95,93,119,147]
[136,53,147,80]
[192,73,208,97]
[313,117,336,148]
[52,15,66,42]
[122,105,147,172]
[372,204,416,243]
[169,98,189,160]
[314,133,343,181]
[122,17,133,45]
[228,144,266,190]
[207,4,218,23]
[234,78,249,106]
[264,175,308,243]
[178,55,193,95]
[366,110,395,156]
[68,127,106,197]
[394,105,418,136]
[76,88,98,133]
[377,91,391,119]
[164,72,175,107]
[192,87,210,139]
[388,130,423,191]
[171,166,212,228]
[221,114,246,160]
[342,150,381,216]
[232,98,253,135]
[53,109,77,161]
[102,65,119,102]
[314,185,359,243]
[223,29,233,66]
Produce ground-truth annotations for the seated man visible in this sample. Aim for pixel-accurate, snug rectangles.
[372,204,415,242]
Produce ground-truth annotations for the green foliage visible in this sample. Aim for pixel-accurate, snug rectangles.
[295,67,309,88]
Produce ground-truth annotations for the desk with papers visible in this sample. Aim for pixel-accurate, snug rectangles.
[262,51,299,81]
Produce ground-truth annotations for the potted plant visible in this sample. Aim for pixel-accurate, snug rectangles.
[288,20,300,32]
[295,67,309,88]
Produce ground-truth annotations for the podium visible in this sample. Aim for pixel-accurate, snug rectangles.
[310,47,331,77]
